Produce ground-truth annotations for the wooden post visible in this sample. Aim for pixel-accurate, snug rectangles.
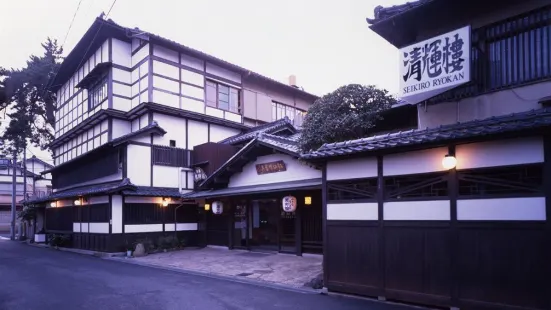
[295,194,302,256]
[448,145,459,307]
[377,155,385,298]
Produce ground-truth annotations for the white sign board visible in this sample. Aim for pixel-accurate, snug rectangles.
[399,26,471,104]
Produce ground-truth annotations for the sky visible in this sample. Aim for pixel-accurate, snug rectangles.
[1,0,408,162]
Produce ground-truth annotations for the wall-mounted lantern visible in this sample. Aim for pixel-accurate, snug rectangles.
[442,154,457,170]
[212,201,223,215]
[161,198,169,207]
[282,196,297,212]
[74,199,82,206]
[204,203,211,211]
[50,201,57,208]
[304,196,312,206]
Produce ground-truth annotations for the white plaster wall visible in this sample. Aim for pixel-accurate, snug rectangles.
[188,120,209,148]
[327,203,378,220]
[113,67,131,84]
[153,165,180,188]
[180,53,204,71]
[182,97,205,114]
[181,69,204,86]
[127,144,151,186]
[225,111,242,123]
[112,119,131,139]
[153,44,179,63]
[206,63,241,84]
[80,223,89,232]
[383,147,448,176]
[164,223,198,231]
[112,38,131,67]
[113,96,131,112]
[125,196,178,204]
[111,195,123,234]
[181,83,204,100]
[88,196,109,205]
[228,153,321,188]
[209,124,241,142]
[152,113,187,147]
[132,43,149,66]
[153,60,179,80]
[457,197,546,221]
[153,75,179,93]
[153,90,179,109]
[125,224,163,233]
[206,107,224,118]
[89,223,109,234]
[327,157,378,180]
[113,83,131,97]
[73,223,81,233]
[384,200,450,220]
[456,137,544,170]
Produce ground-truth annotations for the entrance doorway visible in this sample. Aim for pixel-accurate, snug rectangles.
[249,199,279,251]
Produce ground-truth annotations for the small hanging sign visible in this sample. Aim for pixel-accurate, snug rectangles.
[256,160,286,175]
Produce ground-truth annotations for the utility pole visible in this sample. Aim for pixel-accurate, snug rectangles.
[10,150,17,240]
[23,150,27,199]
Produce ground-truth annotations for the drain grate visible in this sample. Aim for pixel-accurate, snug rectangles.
[236,272,254,277]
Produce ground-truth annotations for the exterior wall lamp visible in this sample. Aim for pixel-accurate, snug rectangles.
[50,201,57,208]
[304,196,312,205]
[442,154,457,170]
[204,203,211,211]
[161,198,169,207]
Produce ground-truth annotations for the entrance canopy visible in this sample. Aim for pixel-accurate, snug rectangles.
[184,178,321,199]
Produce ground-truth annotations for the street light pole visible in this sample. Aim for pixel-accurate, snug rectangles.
[10,150,17,240]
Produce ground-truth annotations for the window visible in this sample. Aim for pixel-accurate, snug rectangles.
[206,80,240,113]
[89,76,108,109]
[169,140,176,147]
[272,101,307,125]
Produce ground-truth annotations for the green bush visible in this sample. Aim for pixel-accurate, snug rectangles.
[48,234,70,247]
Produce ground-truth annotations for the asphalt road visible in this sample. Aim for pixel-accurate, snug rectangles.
[0,240,414,310]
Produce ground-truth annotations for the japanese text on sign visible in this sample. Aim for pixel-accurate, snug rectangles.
[255,160,286,175]
[399,26,471,103]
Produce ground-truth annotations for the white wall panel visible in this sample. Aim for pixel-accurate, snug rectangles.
[113,97,131,112]
[456,137,544,170]
[206,107,224,118]
[224,112,242,123]
[132,43,149,66]
[327,157,377,180]
[88,196,109,205]
[112,38,132,67]
[124,196,177,204]
[113,67,131,84]
[127,144,151,186]
[80,223,89,232]
[152,90,179,108]
[181,83,204,99]
[384,147,448,176]
[113,83,131,97]
[152,113,186,146]
[327,203,378,220]
[229,153,321,188]
[153,45,179,63]
[101,40,109,62]
[140,114,148,128]
[111,195,123,234]
[181,69,204,86]
[153,76,179,93]
[73,223,81,233]
[187,120,208,148]
[206,63,241,83]
[164,223,198,231]
[94,48,101,66]
[89,223,109,234]
[180,53,204,71]
[209,124,240,142]
[384,200,450,220]
[153,60,179,79]
[125,224,163,233]
[457,197,546,221]
[181,97,204,113]
[153,165,180,188]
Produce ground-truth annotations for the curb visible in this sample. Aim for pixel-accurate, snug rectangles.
[104,256,322,295]
[26,242,125,258]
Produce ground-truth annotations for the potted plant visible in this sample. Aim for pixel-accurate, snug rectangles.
[34,228,46,243]
[125,241,134,257]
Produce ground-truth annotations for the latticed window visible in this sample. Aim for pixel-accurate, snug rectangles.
[206,80,239,113]
[384,172,448,200]
[89,76,108,109]
[327,178,378,201]
[458,164,543,197]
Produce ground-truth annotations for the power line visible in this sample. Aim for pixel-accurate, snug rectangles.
[61,0,85,48]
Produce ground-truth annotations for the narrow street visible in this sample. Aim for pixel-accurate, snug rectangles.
[0,240,413,310]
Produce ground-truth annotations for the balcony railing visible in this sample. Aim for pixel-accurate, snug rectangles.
[429,5,551,104]
[152,145,192,167]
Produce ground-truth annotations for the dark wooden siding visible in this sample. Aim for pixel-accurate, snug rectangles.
[45,207,73,231]
[152,145,192,167]
[192,142,238,177]
[52,147,120,189]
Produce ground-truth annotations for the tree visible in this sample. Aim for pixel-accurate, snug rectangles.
[0,38,63,155]
[298,84,396,152]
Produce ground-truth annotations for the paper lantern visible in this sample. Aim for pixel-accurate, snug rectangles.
[212,201,223,215]
[442,154,457,170]
[282,196,297,212]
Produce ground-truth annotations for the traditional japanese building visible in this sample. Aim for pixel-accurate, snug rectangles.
[28,15,317,252]
[302,1,551,309]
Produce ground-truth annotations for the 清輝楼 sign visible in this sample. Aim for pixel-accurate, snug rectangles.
[399,25,471,104]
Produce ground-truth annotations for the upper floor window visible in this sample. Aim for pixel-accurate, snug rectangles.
[89,76,108,109]
[206,80,240,113]
[272,101,306,125]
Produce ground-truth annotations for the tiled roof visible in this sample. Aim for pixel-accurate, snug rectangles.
[111,121,166,146]
[259,133,300,154]
[303,108,551,159]
[366,0,432,25]
[220,117,297,145]
[122,186,184,198]
[25,179,136,204]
